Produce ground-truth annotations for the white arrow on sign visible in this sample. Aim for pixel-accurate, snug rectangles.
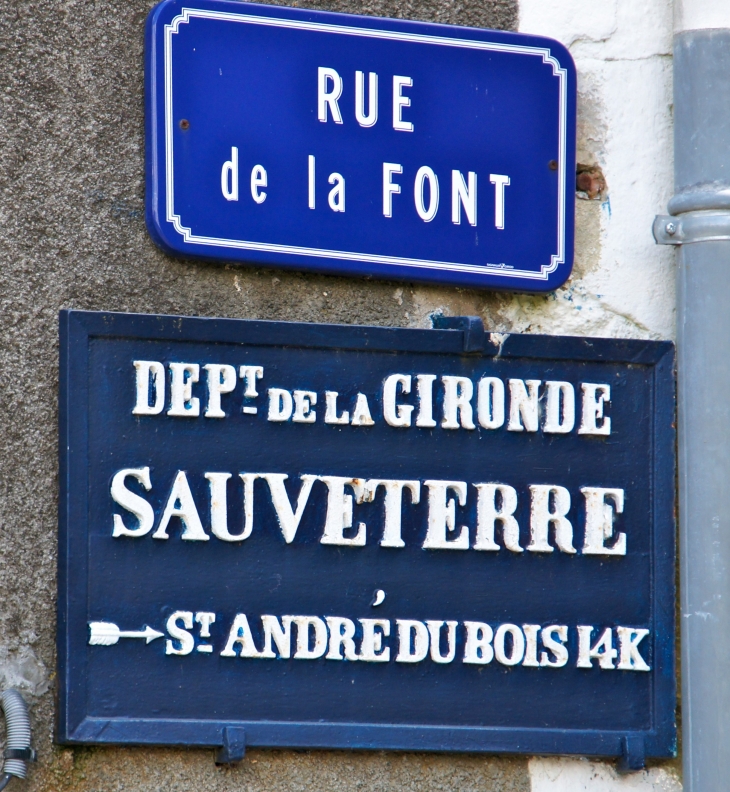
[88,621,164,646]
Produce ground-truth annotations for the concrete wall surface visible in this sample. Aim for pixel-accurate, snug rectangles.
[0,0,679,789]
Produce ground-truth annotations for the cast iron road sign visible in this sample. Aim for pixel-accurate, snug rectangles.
[145,0,576,291]
[58,310,674,766]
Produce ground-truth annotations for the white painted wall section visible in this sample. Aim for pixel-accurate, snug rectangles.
[530,758,681,792]
[519,0,675,341]
[519,0,678,786]
[676,0,730,32]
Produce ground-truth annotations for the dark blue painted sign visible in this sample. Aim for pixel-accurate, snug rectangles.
[58,310,675,765]
[145,1,576,292]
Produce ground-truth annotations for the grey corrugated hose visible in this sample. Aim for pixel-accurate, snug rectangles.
[0,690,33,790]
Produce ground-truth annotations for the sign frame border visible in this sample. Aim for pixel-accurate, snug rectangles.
[57,309,675,759]
[144,0,577,293]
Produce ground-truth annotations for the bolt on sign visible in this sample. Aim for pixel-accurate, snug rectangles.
[57,310,675,766]
[145,0,576,291]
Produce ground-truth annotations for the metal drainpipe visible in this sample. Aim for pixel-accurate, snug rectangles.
[653,3,730,790]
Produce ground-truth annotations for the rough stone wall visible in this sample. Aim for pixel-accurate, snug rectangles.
[0,0,536,790]
[0,0,682,789]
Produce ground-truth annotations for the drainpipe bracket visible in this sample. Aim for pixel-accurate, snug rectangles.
[654,186,730,245]
[654,211,730,245]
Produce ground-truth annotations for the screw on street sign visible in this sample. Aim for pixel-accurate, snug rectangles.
[145,0,576,291]
[57,310,674,765]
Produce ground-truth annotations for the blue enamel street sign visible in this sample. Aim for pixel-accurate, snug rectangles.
[145,1,576,292]
[58,310,675,763]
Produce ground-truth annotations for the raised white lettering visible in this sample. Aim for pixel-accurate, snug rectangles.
[328,173,345,212]
[168,363,200,417]
[581,487,626,555]
[540,625,569,667]
[415,373,437,427]
[383,374,413,427]
[452,170,477,226]
[423,480,469,550]
[166,611,194,656]
[268,388,293,422]
[442,375,475,430]
[326,616,359,660]
[111,467,154,538]
[261,615,293,659]
[489,173,510,229]
[308,155,316,209]
[396,620,429,663]
[392,76,413,132]
[350,393,374,426]
[293,390,317,423]
[522,624,540,667]
[319,476,367,546]
[427,620,457,663]
[220,614,263,657]
[153,471,209,541]
[261,473,317,544]
[414,166,439,222]
[250,164,267,204]
[494,623,525,666]
[324,391,350,424]
[527,484,575,554]
[364,478,420,548]
[239,365,263,397]
[359,618,390,661]
[544,380,575,433]
[355,71,378,127]
[293,616,328,659]
[477,376,505,429]
[463,621,493,664]
[383,163,402,217]
[205,472,257,542]
[133,361,165,415]
[318,67,343,123]
[577,626,617,669]
[221,147,238,201]
[579,383,611,435]
[474,483,522,552]
[204,364,236,418]
[616,627,651,671]
[507,379,540,432]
